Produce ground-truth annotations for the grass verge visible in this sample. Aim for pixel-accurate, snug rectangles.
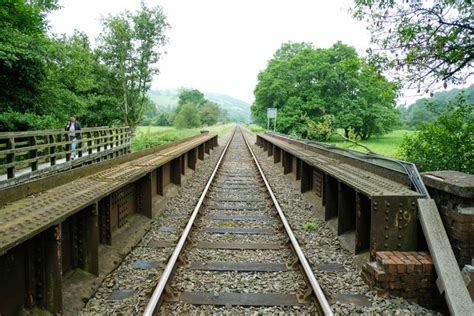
[132,124,235,151]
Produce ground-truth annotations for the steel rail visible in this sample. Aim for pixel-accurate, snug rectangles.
[242,129,334,316]
[143,129,236,316]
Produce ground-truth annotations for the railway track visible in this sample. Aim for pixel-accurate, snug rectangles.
[144,127,332,315]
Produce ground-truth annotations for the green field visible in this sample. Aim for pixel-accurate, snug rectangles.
[326,130,415,158]
[132,124,235,151]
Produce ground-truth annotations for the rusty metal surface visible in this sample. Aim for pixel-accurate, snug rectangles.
[188,261,291,272]
[195,241,281,250]
[332,293,371,307]
[315,263,347,272]
[207,215,269,221]
[108,289,137,301]
[147,240,176,248]
[259,134,420,198]
[168,292,304,306]
[203,227,274,235]
[0,134,216,255]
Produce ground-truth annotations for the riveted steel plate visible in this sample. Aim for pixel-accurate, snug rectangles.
[93,165,145,182]
[132,260,161,269]
[261,134,420,198]
[188,261,291,272]
[315,263,347,272]
[333,293,371,307]
[196,241,281,250]
[208,215,269,221]
[212,198,261,203]
[108,289,137,301]
[147,240,176,248]
[159,226,177,232]
[203,227,274,235]
[0,178,120,254]
[207,205,260,211]
[168,292,304,306]
[131,154,169,167]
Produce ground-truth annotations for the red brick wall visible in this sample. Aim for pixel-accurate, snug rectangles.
[362,251,446,312]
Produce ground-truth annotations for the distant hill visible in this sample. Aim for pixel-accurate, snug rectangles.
[398,84,474,128]
[148,89,251,123]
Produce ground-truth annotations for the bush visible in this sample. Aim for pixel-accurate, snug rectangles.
[0,111,59,131]
[399,99,473,174]
[174,102,201,129]
[131,132,180,151]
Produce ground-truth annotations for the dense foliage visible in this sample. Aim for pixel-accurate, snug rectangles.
[399,97,473,173]
[399,84,474,129]
[171,89,222,128]
[353,0,473,91]
[0,0,168,131]
[251,42,400,140]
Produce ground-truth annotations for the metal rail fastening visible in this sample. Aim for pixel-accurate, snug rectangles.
[144,129,236,315]
[242,129,333,316]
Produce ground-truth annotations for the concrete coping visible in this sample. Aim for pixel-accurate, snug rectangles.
[422,170,474,198]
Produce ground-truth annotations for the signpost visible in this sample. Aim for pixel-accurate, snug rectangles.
[267,108,277,132]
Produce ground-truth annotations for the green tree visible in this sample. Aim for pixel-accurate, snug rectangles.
[174,102,201,129]
[252,42,399,140]
[353,0,473,90]
[399,97,473,173]
[0,0,58,116]
[199,101,220,126]
[176,88,206,113]
[97,2,169,129]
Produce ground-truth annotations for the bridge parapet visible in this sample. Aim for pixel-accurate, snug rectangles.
[0,133,218,314]
[0,126,132,187]
[256,133,421,258]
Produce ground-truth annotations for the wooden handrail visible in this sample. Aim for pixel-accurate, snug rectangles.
[0,126,131,179]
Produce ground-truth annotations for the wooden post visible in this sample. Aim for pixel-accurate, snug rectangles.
[6,137,15,179]
[49,134,56,166]
[28,136,38,171]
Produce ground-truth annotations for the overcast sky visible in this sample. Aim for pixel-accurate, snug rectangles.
[49,0,454,105]
[48,0,373,104]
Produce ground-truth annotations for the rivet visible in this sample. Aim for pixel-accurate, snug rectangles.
[397,243,402,248]
[399,210,403,214]
[384,243,388,248]
[385,226,388,230]
[398,235,402,239]
[385,210,389,215]
[398,226,402,230]
[384,235,388,239]
[385,217,389,222]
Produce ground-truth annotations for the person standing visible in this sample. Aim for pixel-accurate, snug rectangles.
[65,115,81,160]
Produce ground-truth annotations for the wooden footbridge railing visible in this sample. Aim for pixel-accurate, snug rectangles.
[0,126,131,185]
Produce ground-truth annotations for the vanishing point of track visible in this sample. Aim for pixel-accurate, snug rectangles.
[144,127,333,315]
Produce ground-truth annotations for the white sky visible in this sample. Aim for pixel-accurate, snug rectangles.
[48,0,469,105]
[48,0,371,104]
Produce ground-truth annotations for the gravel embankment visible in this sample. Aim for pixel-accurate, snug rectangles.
[247,132,440,315]
[80,134,232,315]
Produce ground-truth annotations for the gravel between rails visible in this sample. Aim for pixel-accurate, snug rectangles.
[246,132,441,316]
[80,134,232,315]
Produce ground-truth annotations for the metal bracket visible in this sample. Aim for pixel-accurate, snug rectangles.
[297,288,314,304]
